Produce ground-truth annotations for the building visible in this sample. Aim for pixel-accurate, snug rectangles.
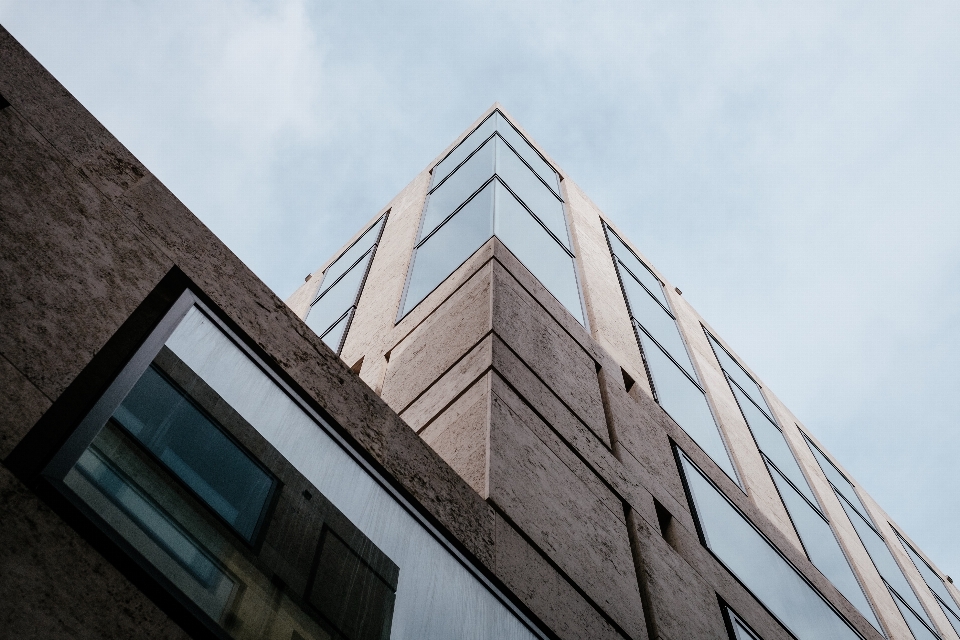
[1,23,958,640]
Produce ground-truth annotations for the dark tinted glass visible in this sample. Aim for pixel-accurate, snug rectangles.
[307,251,371,337]
[768,463,880,631]
[679,451,861,640]
[496,139,568,248]
[402,182,495,316]
[805,437,874,526]
[431,113,498,187]
[493,182,583,324]
[320,216,385,292]
[620,268,694,375]
[706,334,772,419]
[494,113,560,195]
[422,139,496,238]
[320,309,352,353]
[113,366,274,541]
[839,498,935,629]
[729,383,818,506]
[605,227,669,308]
[640,332,736,480]
[891,588,940,640]
[897,532,960,616]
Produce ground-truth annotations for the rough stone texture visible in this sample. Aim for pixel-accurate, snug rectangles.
[489,381,647,639]
[419,373,491,496]
[0,354,50,459]
[0,466,190,640]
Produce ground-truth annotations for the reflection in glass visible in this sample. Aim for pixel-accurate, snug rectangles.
[496,142,568,247]
[839,498,936,631]
[639,331,736,481]
[320,216,385,292]
[805,437,875,527]
[705,334,771,419]
[307,252,371,339]
[729,383,818,506]
[431,113,498,187]
[493,114,560,195]
[320,310,352,353]
[422,138,497,238]
[891,588,940,640]
[897,531,960,620]
[493,182,582,323]
[767,463,880,631]
[113,365,274,541]
[679,450,861,640]
[725,609,761,640]
[619,270,693,375]
[402,182,495,316]
[605,229,669,308]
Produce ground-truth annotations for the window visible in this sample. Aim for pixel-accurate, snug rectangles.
[806,437,941,639]
[723,606,763,640]
[706,333,880,631]
[677,448,863,640]
[306,213,387,353]
[896,531,960,636]
[400,111,584,325]
[42,291,546,640]
[604,224,737,483]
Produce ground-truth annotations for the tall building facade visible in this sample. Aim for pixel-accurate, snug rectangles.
[1,24,958,640]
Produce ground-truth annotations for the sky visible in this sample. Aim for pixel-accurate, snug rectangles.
[2,1,959,583]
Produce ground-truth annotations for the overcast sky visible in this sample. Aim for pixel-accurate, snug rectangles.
[3,1,959,583]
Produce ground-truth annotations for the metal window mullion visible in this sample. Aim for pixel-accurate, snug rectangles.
[494,130,563,200]
[416,175,499,249]
[491,175,574,258]
[616,257,674,318]
[313,246,375,304]
[429,130,500,194]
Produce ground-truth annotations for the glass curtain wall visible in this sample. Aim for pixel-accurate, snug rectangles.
[400,111,584,324]
[44,294,546,640]
[306,214,388,353]
[677,448,863,640]
[895,532,960,637]
[603,224,737,482]
[805,436,942,640]
[705,333,880,632]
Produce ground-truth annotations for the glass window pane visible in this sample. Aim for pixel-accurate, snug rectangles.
[320,308,352,353]
[640,332,736,481]
[495,138,569,248]
[839,498,935,629]
[897,532,960,615]
[706,334,772,419]
[421,138,496,239]
[940,598,960,636]
[431,112,498,187]
[494,181,583,324]
[618,269,694,375]
[319,215,385,293]
[112,366,275,541]
[767,463,881,631]
[604,227,669,308]
[729,383,818,506]
[307,251,371,337]
[806,437,875,526]
[891,588,940,640]
[494,113,561,195]
[732,618,760,640]
[679,451,861,640]
[402,182,495,316]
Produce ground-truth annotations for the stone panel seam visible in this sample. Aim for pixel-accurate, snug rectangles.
[0,351,56,412]
[411,365,494,436]
[490,501,636,640]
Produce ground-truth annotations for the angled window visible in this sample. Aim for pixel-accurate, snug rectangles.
[896,531,960,636]
[723,606,763,640]
[306,213,387,353]
[677,448,863,640]
[40,292,547,640]
[604,224,737,483]
[705,332,880,631]
[400,111,584,324]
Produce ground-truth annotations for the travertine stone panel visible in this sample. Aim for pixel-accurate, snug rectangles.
[0,354,51,458]
[627,508,728,640]
[381,262,492,412]
[400,335,493,433]
[419,373,491,496]
[0,27,149,200]
[494,514,630,640]
[0,466,190,640]
[489,381,647,639]
[491,261,608,442]
[563,180,653,399]
[0,108,173,400]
